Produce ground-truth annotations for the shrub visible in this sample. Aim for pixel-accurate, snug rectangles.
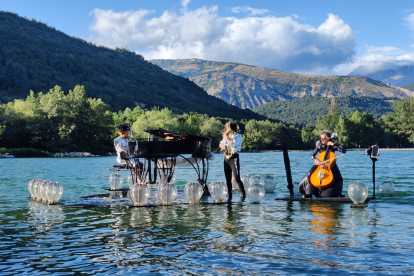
[7,148,50,157]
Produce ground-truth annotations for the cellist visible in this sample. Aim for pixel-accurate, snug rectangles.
[299,130,346,198]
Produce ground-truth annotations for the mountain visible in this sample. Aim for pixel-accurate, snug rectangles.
[0,11,263,121]
[150,58,413,109]
[349,65,414,86]
[401,82,414,91]
[252,96,397,126]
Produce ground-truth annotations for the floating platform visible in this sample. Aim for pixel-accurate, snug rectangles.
[62,189,239,209]
[27,197,60,205]
[61,203,100,208]
[107,164,129,171]
[127,201,229,208]
[275,196,374,203]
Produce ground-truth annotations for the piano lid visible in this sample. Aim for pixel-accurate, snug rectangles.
[143,128,210,141]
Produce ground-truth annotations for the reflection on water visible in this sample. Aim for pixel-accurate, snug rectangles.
[158,205,178,224]
[212,204,251,253]
[348,208,371,227]
[27,201,66,233]
[310,204,340,236]
[309,203,341,267]
[1,152,414,275]
[130,207,150,227]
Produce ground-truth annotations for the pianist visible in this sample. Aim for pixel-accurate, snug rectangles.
[220,121,246,200]
[113,123,132,164]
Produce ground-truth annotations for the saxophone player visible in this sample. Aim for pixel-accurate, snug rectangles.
[219,121,246,201]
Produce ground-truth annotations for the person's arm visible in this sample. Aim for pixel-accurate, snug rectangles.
[311,141,321,165]
[233,133,242,152]
[219,139,224,152]
[328,141,346,153]
[114,140,123,152]
[114,139,124,164]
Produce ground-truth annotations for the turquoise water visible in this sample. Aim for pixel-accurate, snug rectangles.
[1,151,414,275]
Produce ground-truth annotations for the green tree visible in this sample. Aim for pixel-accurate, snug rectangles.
[346,111,382,148]
[132,107,181,139]
[0,85,112,154]
[328,97,339,115]
[199,117,223,150]
[301,124,317,149]
[243,120,262,151]
[382,98,414,144]
[315,114,341,134]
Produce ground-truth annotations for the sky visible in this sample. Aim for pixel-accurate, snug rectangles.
[2,0,414,76]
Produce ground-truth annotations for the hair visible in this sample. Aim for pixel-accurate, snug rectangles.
[224,121,238,133]
[117,123,130,132]
[320,130,331,138]
[117,123,130,137]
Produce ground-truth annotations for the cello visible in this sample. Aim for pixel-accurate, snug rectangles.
[309,145,337,189]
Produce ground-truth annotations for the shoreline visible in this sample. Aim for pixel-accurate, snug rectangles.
[3,148,414,158]
[247,148,414,153]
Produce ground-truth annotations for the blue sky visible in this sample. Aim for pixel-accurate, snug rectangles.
[2,0,414,75]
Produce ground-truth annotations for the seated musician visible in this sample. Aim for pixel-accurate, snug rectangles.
[219,121,246,200]
[113,123,132,165]
[299,130,346,198]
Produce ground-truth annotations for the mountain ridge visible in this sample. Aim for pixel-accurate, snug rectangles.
[349,65,414,86]
[151,58,413,109]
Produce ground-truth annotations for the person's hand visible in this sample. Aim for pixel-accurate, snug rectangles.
[313,159,320,165]
[327,141,335,146]
[222,132,229,140]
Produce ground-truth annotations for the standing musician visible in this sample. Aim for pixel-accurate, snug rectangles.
[219,121,246,200]
[299,130,346,198]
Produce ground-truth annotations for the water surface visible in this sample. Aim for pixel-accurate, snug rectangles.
[0,151,413,275]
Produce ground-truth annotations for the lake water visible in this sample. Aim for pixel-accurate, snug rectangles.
[1,150,414,275]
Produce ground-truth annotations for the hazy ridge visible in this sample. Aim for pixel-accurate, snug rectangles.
[151,58,413,109]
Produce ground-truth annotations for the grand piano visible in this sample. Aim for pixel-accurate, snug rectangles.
[120,128,212,194]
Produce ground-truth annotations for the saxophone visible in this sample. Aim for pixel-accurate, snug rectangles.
[222,133,236,159]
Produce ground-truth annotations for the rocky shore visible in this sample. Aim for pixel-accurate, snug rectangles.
[52,152,100,157]
[0,153,14,158]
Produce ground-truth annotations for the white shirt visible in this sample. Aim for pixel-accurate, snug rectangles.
[114,137,129,164]
[220,132,242,153]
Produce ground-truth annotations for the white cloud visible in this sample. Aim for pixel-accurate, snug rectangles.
[88,7,356,72]
[230,6,270,16]
[181,0,191,8]
[366,45,399,52]
[345,52,414,76]
[404,12,414,34]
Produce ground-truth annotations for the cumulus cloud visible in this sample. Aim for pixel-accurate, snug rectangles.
[346,52,414,76]
[339,14,414,76]
[88,6,356,72]
[230,6,270,16]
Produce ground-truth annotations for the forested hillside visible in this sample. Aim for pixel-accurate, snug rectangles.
[253,96,396,126]
[151,58,413,109]
[0,11,263,120]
